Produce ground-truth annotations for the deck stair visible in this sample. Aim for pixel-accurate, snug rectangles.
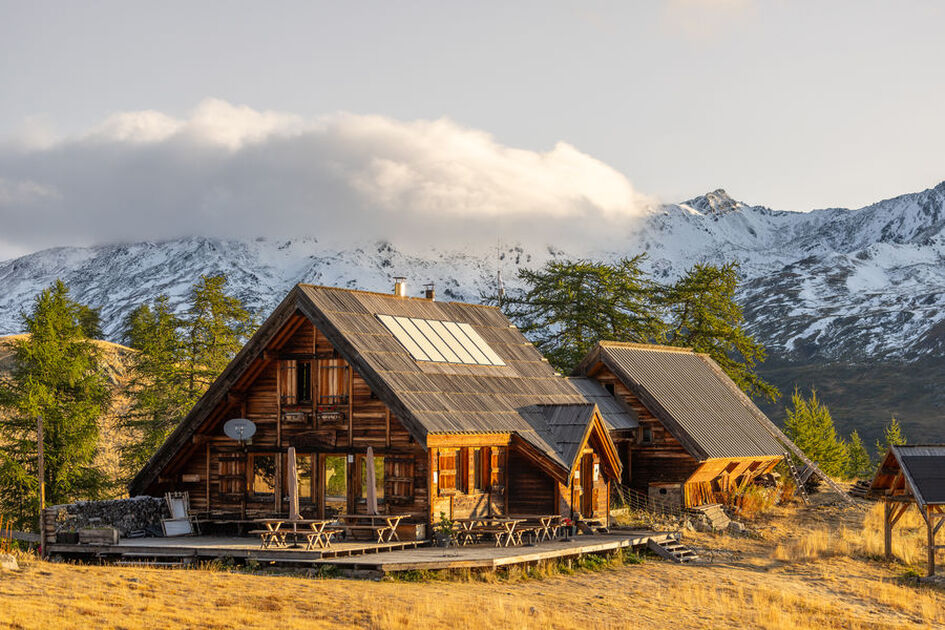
[647,537,699,564]
[117,551,195,567]
[318,540,424,559]
[688,504,731,530]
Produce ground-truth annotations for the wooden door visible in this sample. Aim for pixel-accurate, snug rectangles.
[581,453,594,517]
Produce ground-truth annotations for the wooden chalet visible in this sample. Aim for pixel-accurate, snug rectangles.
[869,445,945,576]
[573,342,786,507]
[129,281,623,532]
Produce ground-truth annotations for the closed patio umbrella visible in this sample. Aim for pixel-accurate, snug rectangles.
[287,446,300,521]
[366,446,378,515]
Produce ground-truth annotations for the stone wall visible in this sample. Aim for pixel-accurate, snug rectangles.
[49,496,169,537]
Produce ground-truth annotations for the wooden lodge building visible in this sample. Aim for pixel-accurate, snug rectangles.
[129,281,628,529]
[573,342,786,508]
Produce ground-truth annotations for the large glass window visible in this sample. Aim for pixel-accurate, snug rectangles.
[297,454,313,501]
[360,456,385,500]
[325,455,347,515]
[251,454,277,497]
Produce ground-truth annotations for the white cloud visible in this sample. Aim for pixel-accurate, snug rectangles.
[0,99,655,259]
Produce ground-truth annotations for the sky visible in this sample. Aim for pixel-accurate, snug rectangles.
[1,1,944,259]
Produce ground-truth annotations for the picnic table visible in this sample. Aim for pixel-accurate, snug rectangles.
[452,517,527,547]
[250,518,339,550]
[336,514,405,543]
[510,514,563,542]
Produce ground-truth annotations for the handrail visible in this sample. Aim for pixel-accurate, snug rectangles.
[612,483,691,520]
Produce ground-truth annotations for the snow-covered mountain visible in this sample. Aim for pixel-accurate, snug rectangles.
[2,181,945,363]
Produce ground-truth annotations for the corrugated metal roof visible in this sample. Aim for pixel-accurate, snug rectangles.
[567,377,639,431]
[893,445,945,506]
[297,285,607,474]
[578,342,784,460]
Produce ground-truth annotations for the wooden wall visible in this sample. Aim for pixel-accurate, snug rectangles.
[591,366,700,493]
[155,316,429,522]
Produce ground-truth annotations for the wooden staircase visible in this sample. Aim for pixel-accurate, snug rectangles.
[647,537,700,564]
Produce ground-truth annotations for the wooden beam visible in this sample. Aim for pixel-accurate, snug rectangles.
[929,506,937,577]
[884,499,893,560]
[426,433,512,448]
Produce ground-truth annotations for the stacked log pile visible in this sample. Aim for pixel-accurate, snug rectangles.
[46,496,169,540]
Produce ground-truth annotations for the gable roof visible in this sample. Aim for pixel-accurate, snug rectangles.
[870,445,945,507]
[573,341,785,461]
[131,284,619,494]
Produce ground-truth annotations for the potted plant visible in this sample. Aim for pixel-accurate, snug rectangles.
[433,511,453,548]
[560,518,575,539]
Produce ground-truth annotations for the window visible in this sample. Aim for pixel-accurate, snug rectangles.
[318,360,349,405]
[456,448,468,493]
[473,448,485,492]
[437,451,457,492]
[297,361,312,403]
[324,455,347,515]
[604,383,615,395]
[376,314,506,366]
[251,454,277,497]
[360,455,385,500]
[384,457,415,503]
[295,454,313,501]
[642,428,653,444]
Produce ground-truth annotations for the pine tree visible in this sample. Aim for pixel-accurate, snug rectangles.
[783,389,848,478]
[875,416,907,461]
[845,430,873,479]
[501,257,664,371]
[660,262,778,401]
[0,281,111,529]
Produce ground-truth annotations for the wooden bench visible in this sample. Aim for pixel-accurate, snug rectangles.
[339,524,394,543]
[305,528,343,550]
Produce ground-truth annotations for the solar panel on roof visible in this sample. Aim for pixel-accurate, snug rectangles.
[377,315,506,366]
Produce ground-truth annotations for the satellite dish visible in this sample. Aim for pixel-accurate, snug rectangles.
[224,418,256,442]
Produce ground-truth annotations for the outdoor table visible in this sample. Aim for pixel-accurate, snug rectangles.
[336,514,405,543]
[452,517,526,547]
[252,518,337,549]
[511,514,562,542]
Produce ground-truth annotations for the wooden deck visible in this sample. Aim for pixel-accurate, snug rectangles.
[46,530,675,574]
[314,530,676,573]
[47,536,425,563]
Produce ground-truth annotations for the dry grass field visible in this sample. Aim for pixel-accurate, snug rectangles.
[1,499,943,630]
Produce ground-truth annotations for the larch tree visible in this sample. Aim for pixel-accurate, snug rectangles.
[783,389,848,478]
[0,281,111,529]
[120,275,255,480]
[660,262,778,401]
[500,256,664,372]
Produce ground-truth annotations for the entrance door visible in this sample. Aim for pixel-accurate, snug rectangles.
[580,453,594,517]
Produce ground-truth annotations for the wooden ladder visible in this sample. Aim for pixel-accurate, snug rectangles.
[784,451,810,506]
[647,537,699,564]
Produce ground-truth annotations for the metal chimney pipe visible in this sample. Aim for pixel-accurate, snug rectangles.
[393,277,407,298]
[423,282,435,301]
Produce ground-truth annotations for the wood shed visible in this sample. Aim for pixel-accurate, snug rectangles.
[869,444,945,576]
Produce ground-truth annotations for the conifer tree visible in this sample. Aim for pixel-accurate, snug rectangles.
[0,281,111,528]
[845,430,873,479]
[501,256,664,371]
[120,297,193,473]
[120,275,255,477]
[875,416,906,461]
[783,389,848,478]
[661,262,778,401]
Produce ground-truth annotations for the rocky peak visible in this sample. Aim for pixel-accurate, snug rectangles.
[683,189,742,216]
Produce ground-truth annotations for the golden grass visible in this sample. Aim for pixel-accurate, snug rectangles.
[1,502,943,630]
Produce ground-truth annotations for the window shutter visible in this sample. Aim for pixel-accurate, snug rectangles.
[280,360,298,406]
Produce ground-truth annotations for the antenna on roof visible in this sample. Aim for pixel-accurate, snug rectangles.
[496,238,506,308]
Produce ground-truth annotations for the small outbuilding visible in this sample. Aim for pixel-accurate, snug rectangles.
[869,445,945,576]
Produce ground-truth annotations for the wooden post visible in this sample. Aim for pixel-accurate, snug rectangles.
[36,415,45,557]
[929,506,936,577]
[884,499,893,560]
